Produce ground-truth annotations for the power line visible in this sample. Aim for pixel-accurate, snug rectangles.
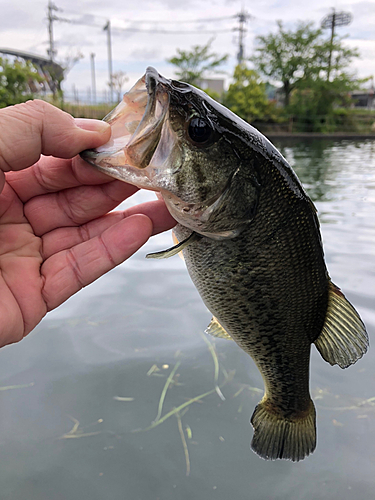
[52,15,233,35]
[60,8,235,25]
[111,26,234,35]
[52,16,103,28]
[115,15,236,24]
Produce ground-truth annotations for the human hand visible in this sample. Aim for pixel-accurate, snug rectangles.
[0,100,176,347]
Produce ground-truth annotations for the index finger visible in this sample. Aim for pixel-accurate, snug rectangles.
[0,100,110,173]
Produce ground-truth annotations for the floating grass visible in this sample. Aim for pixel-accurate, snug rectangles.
[154,361,181,423]
[135,385,220,433]
[0,382,34,392]
[176,411,191,476]
[318,396,375,412]
[59,416,103,439]
[147,364,159,376]
[200,333,225,401]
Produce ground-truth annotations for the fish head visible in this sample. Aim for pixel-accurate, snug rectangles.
[81,67,261,239]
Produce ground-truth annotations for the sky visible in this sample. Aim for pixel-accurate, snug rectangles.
[0,0,374,102]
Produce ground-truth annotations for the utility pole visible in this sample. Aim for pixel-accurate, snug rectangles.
[47,1,58,61]
[235,8,251,64]
[104,20,113,103]
[321,9,352,81]
[90,53,96,104]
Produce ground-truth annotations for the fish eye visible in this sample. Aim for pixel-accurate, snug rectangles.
[188,117,213,144]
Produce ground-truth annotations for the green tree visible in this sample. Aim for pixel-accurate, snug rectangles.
[0,57,44,108]
[252,21,359,109]
[167,39,228,86]
[223,64,274,123]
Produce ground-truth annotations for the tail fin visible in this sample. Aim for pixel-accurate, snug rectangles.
[250,398,316,462]
[314,281,368,369]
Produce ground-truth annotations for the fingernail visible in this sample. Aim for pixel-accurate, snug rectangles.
[75,118,110,134]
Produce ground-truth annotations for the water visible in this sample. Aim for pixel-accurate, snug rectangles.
[0,139,374,500]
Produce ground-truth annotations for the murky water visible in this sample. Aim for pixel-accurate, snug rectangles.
[0,139,374,500]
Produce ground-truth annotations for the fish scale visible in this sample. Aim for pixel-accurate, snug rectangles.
[173,157,327,407]
[81,67,368,462]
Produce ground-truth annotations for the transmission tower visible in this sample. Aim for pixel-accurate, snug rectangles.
[234,8,251,64]
[321,8,352,81]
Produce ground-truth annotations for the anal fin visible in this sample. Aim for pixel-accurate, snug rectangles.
[314,281,369,369]
[205,317,233,340]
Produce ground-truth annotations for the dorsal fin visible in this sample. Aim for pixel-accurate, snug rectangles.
[205,317,233,340]
[314,281,368,369]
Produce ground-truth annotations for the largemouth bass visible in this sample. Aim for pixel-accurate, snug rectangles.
[81,68,368,461]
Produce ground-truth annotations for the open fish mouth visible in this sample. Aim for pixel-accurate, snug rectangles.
[81,67,257,239]
[81,67,171,190]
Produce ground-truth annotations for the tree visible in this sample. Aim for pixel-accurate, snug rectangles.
[0,57,45,108]
[252,21,359,108]
[167,39,228,86]
[223,64,275,123]
[110,70,129,102]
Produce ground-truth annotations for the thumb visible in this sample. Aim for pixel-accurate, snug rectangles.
[0,100,111,173]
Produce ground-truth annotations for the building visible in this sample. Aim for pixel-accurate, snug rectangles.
[196,78,225,95]
[350,88,374,109]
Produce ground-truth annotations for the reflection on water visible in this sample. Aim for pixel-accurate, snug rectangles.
[275,138,375,203]
[0,139,374,500]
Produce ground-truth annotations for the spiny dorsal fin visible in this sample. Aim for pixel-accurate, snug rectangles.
[146,231,200,259]
[205,317,233,340]
[314,281,369,369]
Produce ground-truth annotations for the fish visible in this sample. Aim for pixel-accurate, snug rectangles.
[81,67,368,461]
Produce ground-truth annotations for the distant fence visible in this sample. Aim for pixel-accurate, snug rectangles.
[57,100,375,135]
[61,102,113,120]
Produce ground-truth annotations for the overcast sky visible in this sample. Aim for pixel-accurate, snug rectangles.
[1,0,374,100]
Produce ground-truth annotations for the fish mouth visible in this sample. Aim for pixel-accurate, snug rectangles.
[80,67,171,190]
[80,68,249,239]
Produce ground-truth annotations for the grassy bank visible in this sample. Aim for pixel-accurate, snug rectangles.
[255,110,375,136]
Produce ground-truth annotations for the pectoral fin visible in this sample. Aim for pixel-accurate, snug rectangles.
[146,231,200,259]
[314,281,369,369]
[172,231,185,261]
[205,317,233,340]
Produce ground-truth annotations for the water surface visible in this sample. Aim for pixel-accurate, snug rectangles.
[0,138,374,500]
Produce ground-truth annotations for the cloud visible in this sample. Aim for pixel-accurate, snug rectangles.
[129,48,161,61]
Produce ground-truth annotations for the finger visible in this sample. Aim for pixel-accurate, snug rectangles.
[0,100,110,173]
[0,239,46,344]
[7,155,116,203]
[41,214,153,310]
[123,200,176,234]
[0,171,4,194]
[41,200,176,259]
[24,180,138,236]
